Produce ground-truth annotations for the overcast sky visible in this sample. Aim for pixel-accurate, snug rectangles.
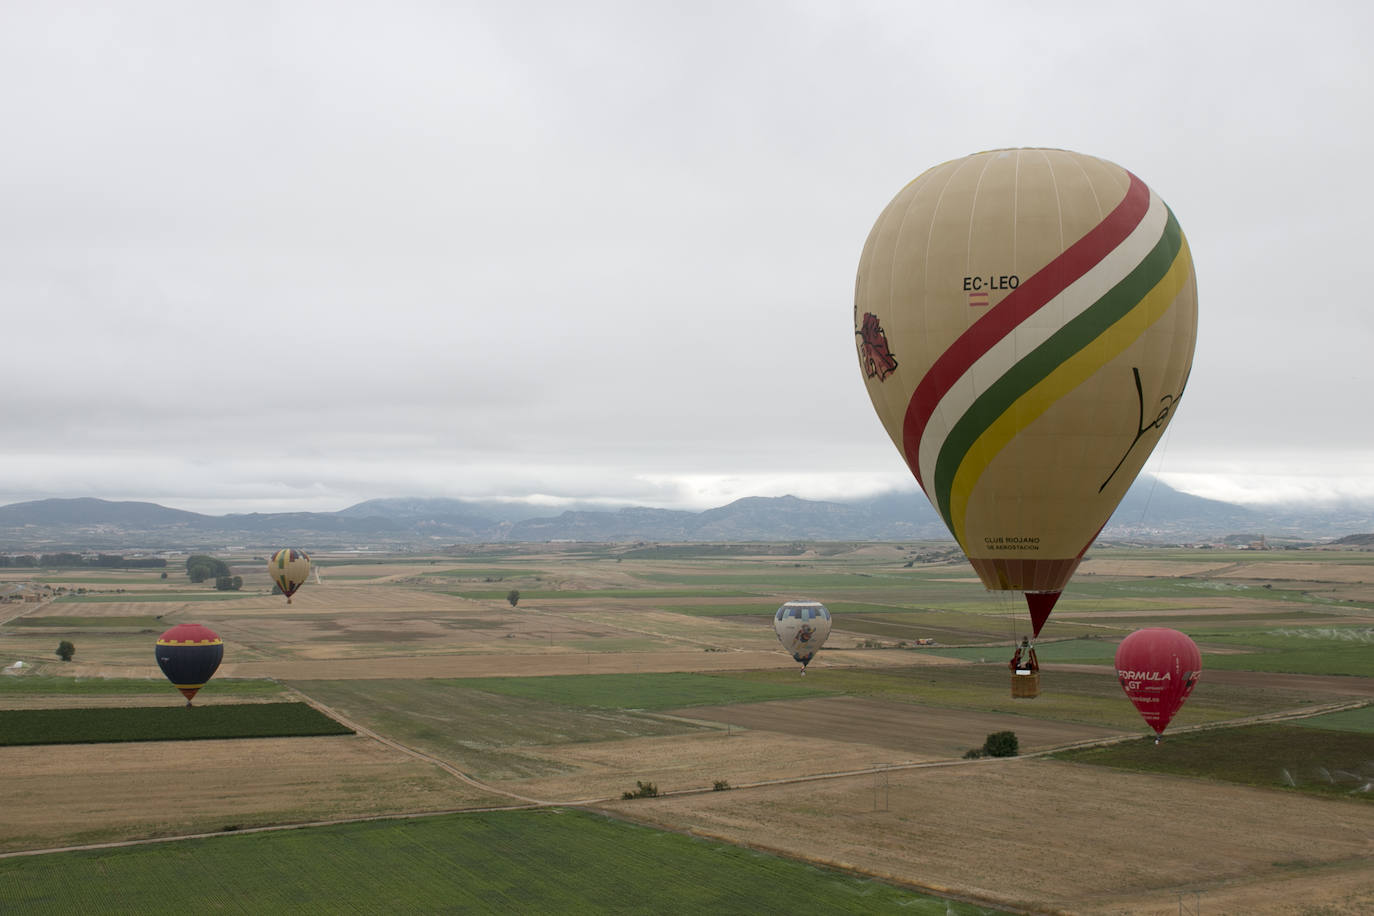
[2,1,1369,515]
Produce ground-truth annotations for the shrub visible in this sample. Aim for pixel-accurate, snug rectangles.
[621,780,659,799]
[983,731,1019,758]
[712,780,731,791]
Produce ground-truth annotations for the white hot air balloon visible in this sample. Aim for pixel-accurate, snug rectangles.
[773,599,832,675]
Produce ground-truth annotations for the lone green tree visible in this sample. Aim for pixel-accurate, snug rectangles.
[56,640,75,662]
[507,589,520,607]
[983,730,1019,758]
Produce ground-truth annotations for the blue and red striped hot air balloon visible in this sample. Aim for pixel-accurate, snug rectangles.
[155,623,223,706]
[855,149,1198,642]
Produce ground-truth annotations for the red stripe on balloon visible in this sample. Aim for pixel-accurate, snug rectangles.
[900,171,1152,487]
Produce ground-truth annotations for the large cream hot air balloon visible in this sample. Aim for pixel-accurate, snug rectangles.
[855,148,1197,638]
[269,548,311,604]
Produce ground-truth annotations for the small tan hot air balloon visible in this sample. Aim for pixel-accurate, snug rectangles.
[269,548,311,604]
[855,148,1197,643]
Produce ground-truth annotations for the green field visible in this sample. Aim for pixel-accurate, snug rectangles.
[1292,705,1374,733]
[1053,722,1374,800]
[1187,628,1374,676]
[0,702,352,746]
[0,808,997,914]
[435,671,829,709]
[0,677,284,698]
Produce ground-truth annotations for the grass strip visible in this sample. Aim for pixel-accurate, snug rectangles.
[0,702,351,746]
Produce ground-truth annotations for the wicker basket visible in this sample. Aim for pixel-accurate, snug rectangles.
[1010,670,1040,699]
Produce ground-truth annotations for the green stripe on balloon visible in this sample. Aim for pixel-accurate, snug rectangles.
[931,207,1185,530]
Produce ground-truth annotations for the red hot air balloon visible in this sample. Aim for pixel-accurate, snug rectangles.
[155,623,224,706]
[1115,628,1201,739]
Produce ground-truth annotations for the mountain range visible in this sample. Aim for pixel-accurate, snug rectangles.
[1,477,1371,551]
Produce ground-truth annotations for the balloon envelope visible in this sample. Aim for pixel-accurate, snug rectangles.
[773,600,832,667]
[855,149,1197,635]
[1115,627,1201,735]
[269,548,311,603]
[155,623,224,703]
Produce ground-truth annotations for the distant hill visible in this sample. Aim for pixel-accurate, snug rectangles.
[0,497,203,527]
[0,480,1370,551]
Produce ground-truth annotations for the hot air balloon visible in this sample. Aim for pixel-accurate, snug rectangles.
[269,548,311,604]
[1115,627,1201,740]
[155,623,224,706]
[854,148,1197,649]
[773,599,832,674]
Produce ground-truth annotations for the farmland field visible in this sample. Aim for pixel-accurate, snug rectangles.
[1052,723,1374,798]
[2,542,1372,913]
[0,808,996,914]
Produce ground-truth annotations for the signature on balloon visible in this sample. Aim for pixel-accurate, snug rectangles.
[1099,367,1186,493]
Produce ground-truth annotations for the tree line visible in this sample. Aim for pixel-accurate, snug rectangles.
[186,555,242,591]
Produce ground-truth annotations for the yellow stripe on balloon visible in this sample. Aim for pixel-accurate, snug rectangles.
[948,236,1194,548]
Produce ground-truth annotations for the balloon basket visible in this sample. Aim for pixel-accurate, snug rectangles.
[1010,671,1040,699]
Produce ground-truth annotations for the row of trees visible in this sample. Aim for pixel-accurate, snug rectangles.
[0,554,167,569]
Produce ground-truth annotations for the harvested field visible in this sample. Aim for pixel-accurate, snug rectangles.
[0,735,500,854]
[511,730,890,802]
[1208,562,1374,584]
[508,698,1124,803]
[604,758,1374,915]
[670,696,1123,758]
[1076,558,1249,578]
